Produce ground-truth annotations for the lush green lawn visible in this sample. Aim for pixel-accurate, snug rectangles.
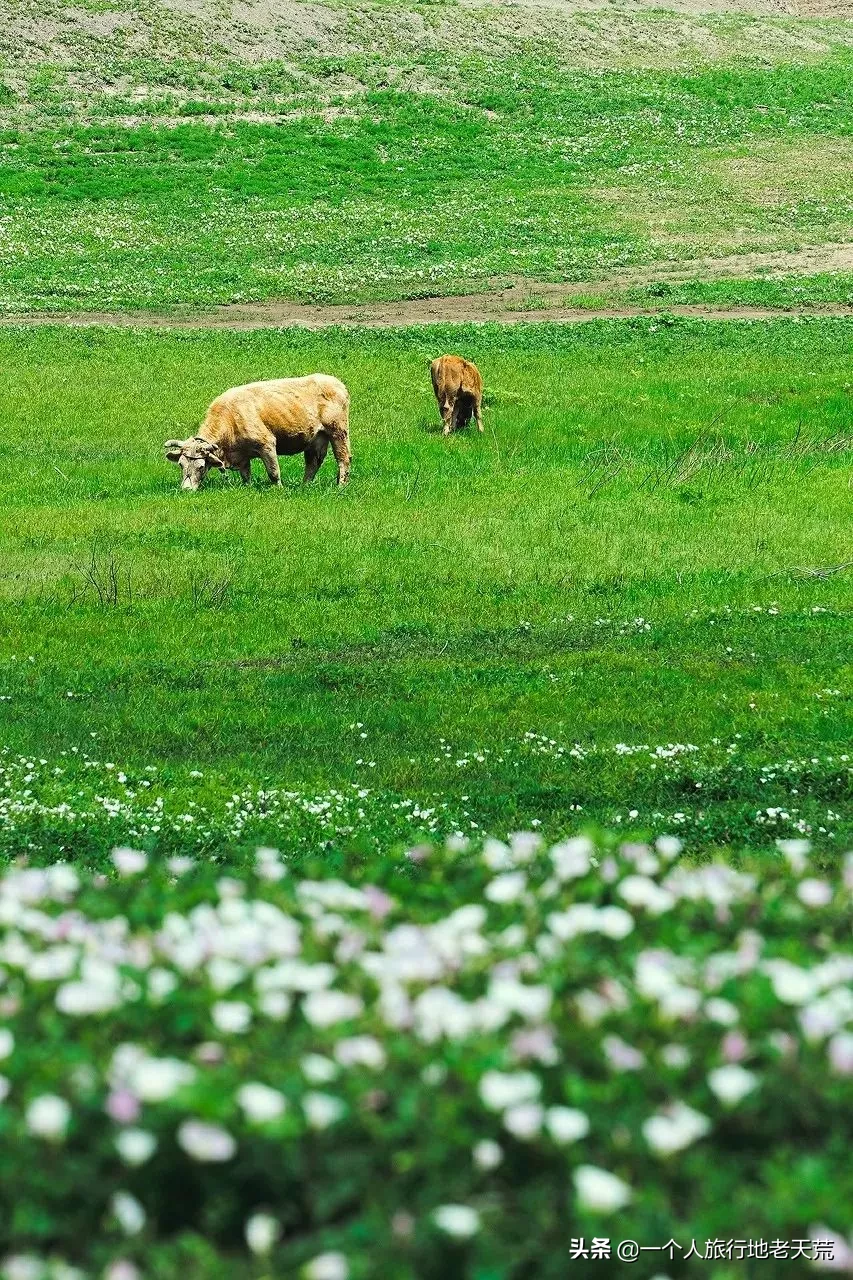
[0,317,849,862]
[0,0,851,311]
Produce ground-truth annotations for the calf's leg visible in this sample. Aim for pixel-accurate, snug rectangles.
[442,397,454,435]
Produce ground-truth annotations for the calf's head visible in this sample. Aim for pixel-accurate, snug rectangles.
[164,437,226,490]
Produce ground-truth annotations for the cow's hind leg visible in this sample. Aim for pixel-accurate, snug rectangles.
[442,397,454,435]
[474,394,484,433]
[303,433,330,484]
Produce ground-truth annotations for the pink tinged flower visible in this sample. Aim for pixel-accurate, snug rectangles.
[603,1036,645,1071]
[104,1263,141,1280]
[828,1032,853,1076]
[707,1064,759,1106]
[363,885,394,920]
[111,847,148,877]
[573,1165,632,1213]
[25,1094,70,1141]
[106,1090,141,1125]
[721,1031,749,1063]
[392,1211,416,1240]
[503,1102,544,1140]
[797,878,833,908]
[768,1030,797,1059]
[600,857,619,883]
[177,1120,236,1162]
[195,1041,225,1065]
[510,1025,558,1065]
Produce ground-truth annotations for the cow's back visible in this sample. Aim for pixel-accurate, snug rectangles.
[205,374,349,457]
[431,355,482,401]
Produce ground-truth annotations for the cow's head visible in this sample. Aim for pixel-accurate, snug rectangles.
[164,437,226,490]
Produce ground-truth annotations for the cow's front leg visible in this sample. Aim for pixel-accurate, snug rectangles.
[258,442,282,486]
[329,430,351,486]
[236,459,252,484]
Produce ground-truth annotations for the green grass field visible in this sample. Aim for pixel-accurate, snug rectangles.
[1,0,852,312]
[0,318,849,863]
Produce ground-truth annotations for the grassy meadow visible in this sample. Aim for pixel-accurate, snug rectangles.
[0,0,852,311]
[0,317,849,863]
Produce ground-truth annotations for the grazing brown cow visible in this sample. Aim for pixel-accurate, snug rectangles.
[430,355,484,436]
[164,374,351,490]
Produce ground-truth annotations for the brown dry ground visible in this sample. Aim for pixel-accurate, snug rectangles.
[4,243,851,329]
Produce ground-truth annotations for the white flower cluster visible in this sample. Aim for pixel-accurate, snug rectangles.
[0,833,850,1277]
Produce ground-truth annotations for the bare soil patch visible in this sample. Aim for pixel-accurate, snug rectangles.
[4,242,851,329]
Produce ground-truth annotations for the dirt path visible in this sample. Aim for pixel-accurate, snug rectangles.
[4,244,852,331]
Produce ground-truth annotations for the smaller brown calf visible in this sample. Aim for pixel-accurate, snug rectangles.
[430,355,484,436]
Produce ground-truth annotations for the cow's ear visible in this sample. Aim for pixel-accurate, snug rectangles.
[164,439,185,462]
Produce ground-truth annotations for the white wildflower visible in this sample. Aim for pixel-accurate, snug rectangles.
[26,1094,70,1141]
[432,1205,480,1238]
[111,1191,146,1235]
[708,1065,759,1106]
[237,1082,287,1124]
[245,1212,280,1256]
[545,1106,589,1144]
[574,1165,632,1213]
[115,1129,157,1166]
[177,1120,236,1162]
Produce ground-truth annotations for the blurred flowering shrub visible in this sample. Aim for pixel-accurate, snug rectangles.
[0,832,851,1279]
